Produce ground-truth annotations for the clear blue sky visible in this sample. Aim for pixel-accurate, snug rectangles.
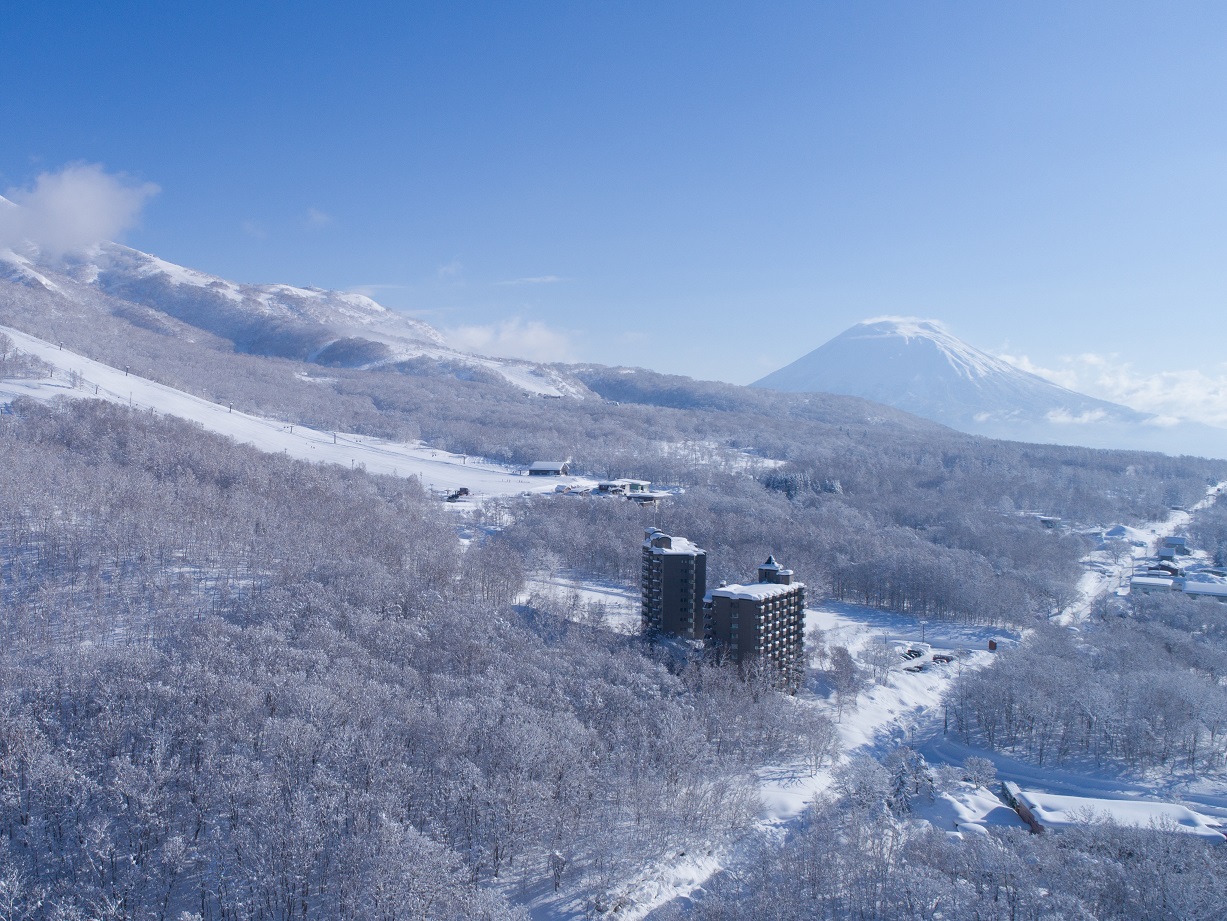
[3,2,1226,422]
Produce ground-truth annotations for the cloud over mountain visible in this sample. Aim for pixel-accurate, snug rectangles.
[444,317,577,363]
[1,164,159,255]
[999,352,1227,430]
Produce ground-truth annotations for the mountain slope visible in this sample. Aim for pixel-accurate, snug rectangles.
[753,317,1226,458]
[0,240,586,397]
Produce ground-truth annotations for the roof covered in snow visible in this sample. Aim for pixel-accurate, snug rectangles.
[1183,581,1227,597]
[1131,575,1174,589]
[643,528,703,555]
[710,581,804,601]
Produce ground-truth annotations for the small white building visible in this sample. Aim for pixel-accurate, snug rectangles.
[1131,575,1175,594]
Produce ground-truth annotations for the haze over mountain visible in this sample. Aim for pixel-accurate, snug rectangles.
[754,317,1227,459]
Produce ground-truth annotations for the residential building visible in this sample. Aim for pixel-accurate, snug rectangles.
[704,556,805,685]
[641,528,706,638]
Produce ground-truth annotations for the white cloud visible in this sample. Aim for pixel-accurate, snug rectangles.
[1046,408,1110,425]
[444,317,577,363]
[997,352,1082,390]
[306,207,332,228]
[1,163,159,255]
[436,258,463,281]
[495,275,563,286]
[346,283,410,299]
[999,351,1227,429]
[241,219,268,239]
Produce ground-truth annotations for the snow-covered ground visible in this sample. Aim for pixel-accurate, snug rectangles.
[593,602,1015,921]
[0,324,593,498]
[914,786,1029,837]
[522,573,641,633]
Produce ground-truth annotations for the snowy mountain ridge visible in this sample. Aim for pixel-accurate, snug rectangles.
[0,238,587,397]
[84,242,417,329]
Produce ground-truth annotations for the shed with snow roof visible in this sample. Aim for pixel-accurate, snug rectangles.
[1131,575,1175,594]
[1183,582,1227,603]
[527,460,570,476]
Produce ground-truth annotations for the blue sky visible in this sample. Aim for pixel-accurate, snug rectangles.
[3,2,1226,425]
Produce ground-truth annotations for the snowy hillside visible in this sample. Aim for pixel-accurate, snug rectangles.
[0,239,587,398]
[753,317,1227,458]
[0,324,585,498]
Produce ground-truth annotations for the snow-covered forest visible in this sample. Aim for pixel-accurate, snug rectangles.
[0,399,816,919]
[4,279,1227,919]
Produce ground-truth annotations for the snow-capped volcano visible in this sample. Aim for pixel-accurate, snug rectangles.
[754,317,1226,458]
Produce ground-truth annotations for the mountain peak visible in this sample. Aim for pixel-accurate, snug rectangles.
[858,315,947,337]
[750,318,1227,456]
[833,315,1029,384]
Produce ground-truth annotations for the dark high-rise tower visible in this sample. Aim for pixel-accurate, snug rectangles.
[641,528,707,639]
[704,555,805,688]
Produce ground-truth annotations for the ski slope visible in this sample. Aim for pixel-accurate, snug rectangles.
[0,325,587,498]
